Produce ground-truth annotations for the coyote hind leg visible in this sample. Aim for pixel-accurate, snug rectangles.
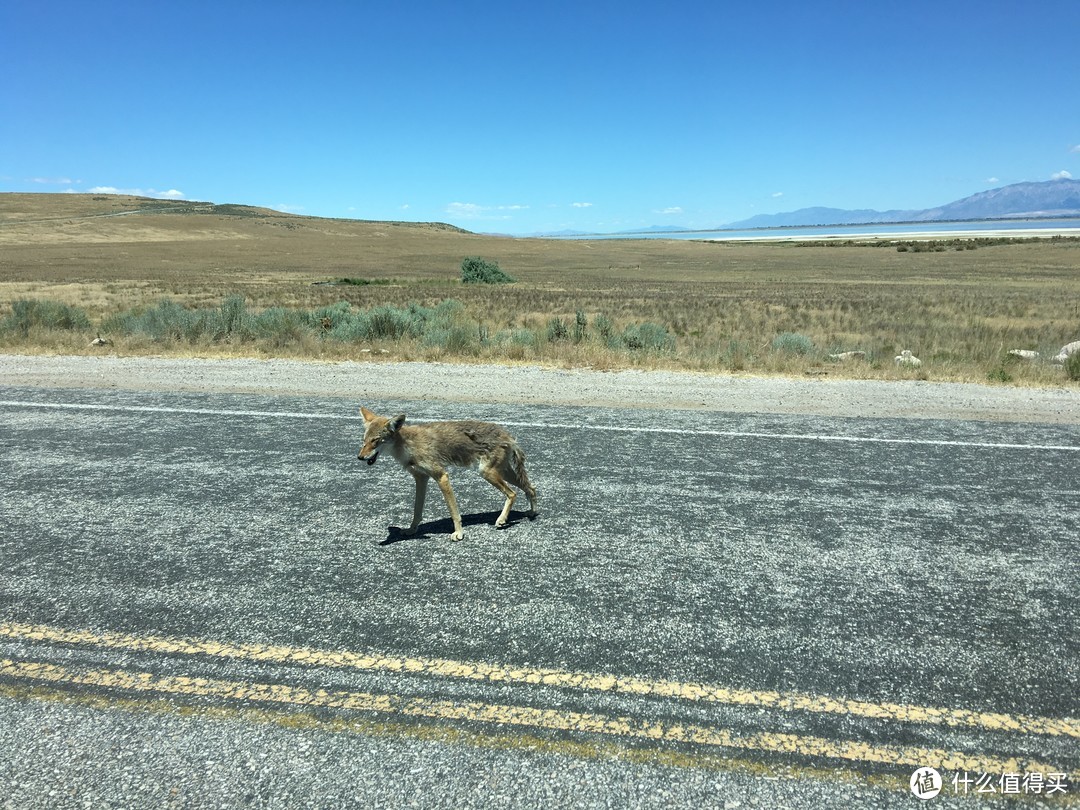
[503,450,538,517]
[510,464,538,517]
[480,465,518,528]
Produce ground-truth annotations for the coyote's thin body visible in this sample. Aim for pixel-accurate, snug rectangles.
[358,406,538,541]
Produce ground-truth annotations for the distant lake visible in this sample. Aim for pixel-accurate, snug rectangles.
[555,218,1080,241]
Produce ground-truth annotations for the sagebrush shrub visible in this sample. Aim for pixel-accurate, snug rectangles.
[621,322,675,352]
[3,299,91,335]
[220,295,248,337]
[546,317,569,342]
[593,314,615,340]
[771,332,815,356]
[573,310,588,344]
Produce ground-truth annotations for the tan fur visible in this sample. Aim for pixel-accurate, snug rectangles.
[358,406,538,541]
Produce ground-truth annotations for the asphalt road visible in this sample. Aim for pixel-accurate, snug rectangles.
[1,384,1078,808]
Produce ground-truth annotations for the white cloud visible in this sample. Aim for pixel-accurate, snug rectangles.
[986,177,1000,184]
[571,202,593,208]
[446,202,484,219]
[654,206,684,215]
[29,176,74,185]
[84,186,186,199]
[275,204,305,213]
[771,192,784,198]
[1051,170,1073,180]
[445,202,528,220]
[1070,144,1080,153]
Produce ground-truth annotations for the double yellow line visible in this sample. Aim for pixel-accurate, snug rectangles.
[1,621,1076,779]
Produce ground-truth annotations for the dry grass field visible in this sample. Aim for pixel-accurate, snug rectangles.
[2,192,1079,384]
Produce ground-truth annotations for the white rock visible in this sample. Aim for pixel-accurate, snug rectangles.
[1053,340,1080,364]
[828,351,866,361]
[1007,349,1040,360]
[894,350,922,367]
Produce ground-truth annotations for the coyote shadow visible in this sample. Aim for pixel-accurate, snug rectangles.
[378,510,538,546]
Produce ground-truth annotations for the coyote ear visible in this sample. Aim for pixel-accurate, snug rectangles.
[388,414,406,433]
[360,406,376,422]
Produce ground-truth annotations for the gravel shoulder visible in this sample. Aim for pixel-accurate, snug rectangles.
[1,353,1078,424]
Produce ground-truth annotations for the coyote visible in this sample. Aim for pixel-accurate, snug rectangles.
[358,406,538,541]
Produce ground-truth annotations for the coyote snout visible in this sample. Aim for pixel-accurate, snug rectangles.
[358,406,538,541]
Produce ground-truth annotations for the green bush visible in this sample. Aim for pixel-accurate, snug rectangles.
[593,314,615,341]
[422,324,479,354]
[722,339,750,370]
[511,328,539,348]
[573,310,588,344]
[546,317,569,342]
[252,307,308,345]
[366,305,423,340]
[102,297,252,343]
[1065,352,1080,382]
[2,299,91,336]
[495,328,539,349]
[220,295,249,337]
[103,299,212,342]
[771,332,815,356]
[310,301,354,331]
[621,322,675,353]
[428,299,465,324]
[461,256,515,284]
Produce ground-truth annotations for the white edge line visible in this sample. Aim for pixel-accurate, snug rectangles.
[2,399,1078,452]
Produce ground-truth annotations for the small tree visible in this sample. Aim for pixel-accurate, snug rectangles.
[461,256,515,284]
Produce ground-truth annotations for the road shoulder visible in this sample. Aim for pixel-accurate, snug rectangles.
[1,353,1077,424]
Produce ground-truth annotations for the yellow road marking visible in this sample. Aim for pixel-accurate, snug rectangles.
[2,620,1077,739]
[2,657,1073,780]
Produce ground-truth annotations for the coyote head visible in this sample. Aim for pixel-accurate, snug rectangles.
[358,407,406,466]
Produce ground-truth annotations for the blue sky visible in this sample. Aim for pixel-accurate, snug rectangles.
[3,1,1078,234]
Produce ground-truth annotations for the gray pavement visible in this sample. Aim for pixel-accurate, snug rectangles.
[1,383,1078,808]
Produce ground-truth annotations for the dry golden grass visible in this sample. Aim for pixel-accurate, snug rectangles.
[2,192,1079,385]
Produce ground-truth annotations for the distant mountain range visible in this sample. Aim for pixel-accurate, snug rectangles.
[524,179,1080,236]
[725,178,1080,229]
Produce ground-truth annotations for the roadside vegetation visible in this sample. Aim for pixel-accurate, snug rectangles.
[3,277,1077,383]
[2,294,677,366]
[2,194,1078,384]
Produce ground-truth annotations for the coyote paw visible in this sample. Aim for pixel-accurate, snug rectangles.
[495,517,508,528]
[402,526,418,536]
[450,530,464,541]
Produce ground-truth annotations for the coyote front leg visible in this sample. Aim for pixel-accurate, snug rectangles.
[406,470,428,535]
